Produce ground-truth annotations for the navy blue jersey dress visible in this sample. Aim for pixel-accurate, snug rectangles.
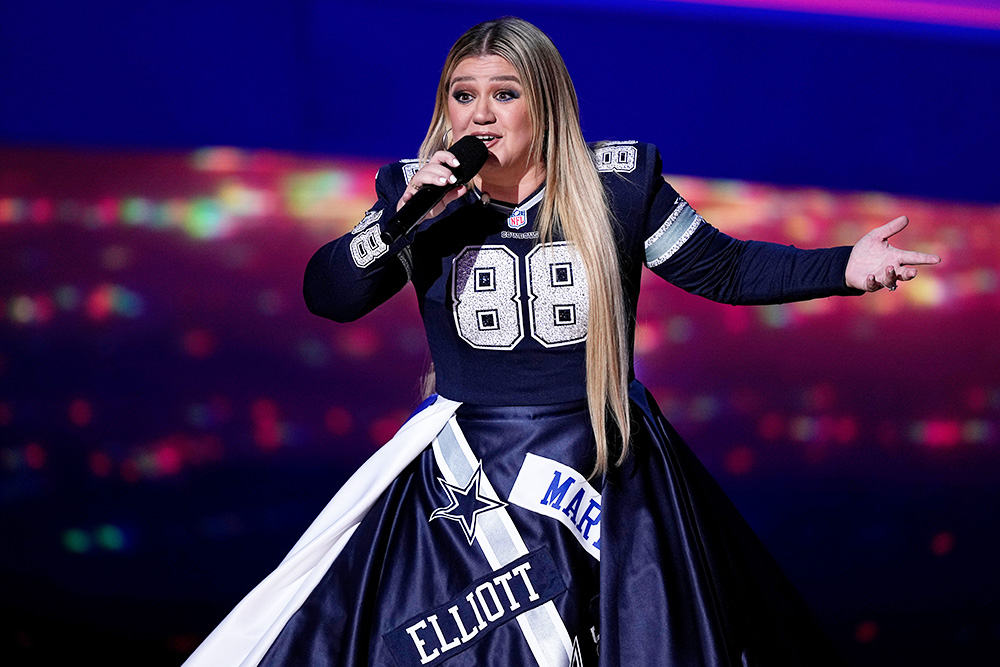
[183,142,858,667]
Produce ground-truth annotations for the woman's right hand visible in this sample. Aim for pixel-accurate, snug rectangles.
[396,150,469,218]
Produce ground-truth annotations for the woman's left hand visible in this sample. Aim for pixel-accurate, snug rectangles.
[845,215,941,292]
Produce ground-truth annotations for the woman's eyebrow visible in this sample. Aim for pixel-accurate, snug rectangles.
[450,74,521,87]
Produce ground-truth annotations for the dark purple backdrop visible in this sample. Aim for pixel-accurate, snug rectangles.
[1,2,998,665]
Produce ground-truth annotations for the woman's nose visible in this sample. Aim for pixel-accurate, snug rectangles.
[472,98,496,124]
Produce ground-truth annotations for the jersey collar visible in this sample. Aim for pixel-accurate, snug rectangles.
[472,182,546,215]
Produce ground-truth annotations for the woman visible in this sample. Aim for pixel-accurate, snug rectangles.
[185,17,939,667]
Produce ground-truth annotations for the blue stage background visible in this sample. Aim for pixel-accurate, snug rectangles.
[1,1,998,665]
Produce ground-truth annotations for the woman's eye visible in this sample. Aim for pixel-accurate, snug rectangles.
[452,91,473,103]
[495,90,520,102]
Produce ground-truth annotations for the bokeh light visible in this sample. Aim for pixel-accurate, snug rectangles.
[182,329,217,359]
[251,399,284,450]
[62,529,92,554]
[68,399,93,427]
[0,139,996,666]
[325,406,353,436]
[95,524,127,551]
[856,620,879,644]
[931,531,955,557]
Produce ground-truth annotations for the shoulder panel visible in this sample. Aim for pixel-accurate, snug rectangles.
[590,140,642,174]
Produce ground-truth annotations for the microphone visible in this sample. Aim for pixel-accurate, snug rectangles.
[380,135,489,245]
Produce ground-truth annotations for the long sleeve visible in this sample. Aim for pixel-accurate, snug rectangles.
[303,162,416,322]
[649,219,860,305]
[616,142,863,305]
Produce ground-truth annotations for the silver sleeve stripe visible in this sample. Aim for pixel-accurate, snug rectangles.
[644,198,704,268]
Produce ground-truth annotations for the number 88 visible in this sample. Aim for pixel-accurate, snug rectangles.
[452,242,588,350]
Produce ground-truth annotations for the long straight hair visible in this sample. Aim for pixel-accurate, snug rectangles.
[419,17,631,475]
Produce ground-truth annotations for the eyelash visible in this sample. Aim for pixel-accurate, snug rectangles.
[452,90,520,104]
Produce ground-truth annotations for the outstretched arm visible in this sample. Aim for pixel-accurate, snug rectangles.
[845,216,941,292]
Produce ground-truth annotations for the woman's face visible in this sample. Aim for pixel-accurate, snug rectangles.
[447,55,540,192]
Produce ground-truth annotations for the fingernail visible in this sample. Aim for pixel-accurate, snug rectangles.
[439,176,447,185]
[449,175,457,184]
[451,159,460,167]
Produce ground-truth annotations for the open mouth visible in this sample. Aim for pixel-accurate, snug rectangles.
[472,134,500,148]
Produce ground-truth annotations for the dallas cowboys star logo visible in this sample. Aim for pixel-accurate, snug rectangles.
[429,463,508,544]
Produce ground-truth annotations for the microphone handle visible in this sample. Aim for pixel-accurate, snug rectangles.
[379,183,455,245]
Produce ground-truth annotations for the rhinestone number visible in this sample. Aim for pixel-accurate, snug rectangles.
[452,246,524,350]
[526,242,588,347]
[452,243,588,349]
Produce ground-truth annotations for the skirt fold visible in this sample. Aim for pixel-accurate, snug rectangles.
[188,384,842,666]
[597,382,842,666]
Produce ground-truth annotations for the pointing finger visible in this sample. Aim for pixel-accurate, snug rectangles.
[899,250,941,266]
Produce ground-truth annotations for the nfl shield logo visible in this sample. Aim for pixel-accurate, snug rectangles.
[507,208,527,229]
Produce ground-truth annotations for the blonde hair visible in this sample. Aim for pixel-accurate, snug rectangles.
[419,17,631,475]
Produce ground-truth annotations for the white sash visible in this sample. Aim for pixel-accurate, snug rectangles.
[182,396,461,667]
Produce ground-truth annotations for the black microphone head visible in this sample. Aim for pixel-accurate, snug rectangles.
[448,135,490,183]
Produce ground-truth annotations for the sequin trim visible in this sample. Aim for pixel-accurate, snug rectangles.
[644,198,703,268]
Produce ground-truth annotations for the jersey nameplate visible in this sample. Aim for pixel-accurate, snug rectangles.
[384,548,566,666]
[508,453,602,561]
